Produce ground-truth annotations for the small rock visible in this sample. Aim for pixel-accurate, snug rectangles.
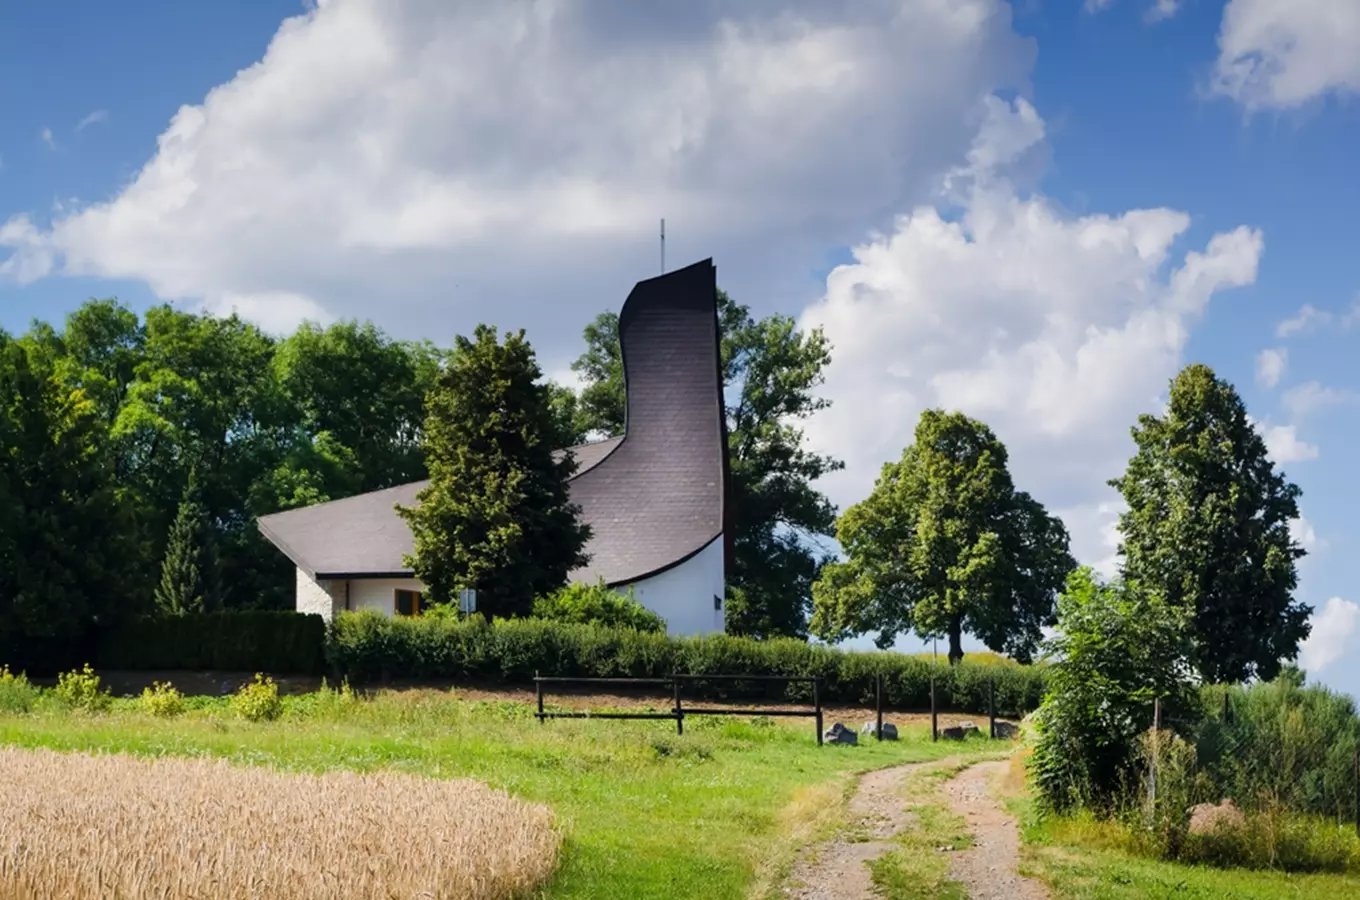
[823,722,858,745]
[860,721,899,740]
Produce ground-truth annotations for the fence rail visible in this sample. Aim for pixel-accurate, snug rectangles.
[534,672,1007,745]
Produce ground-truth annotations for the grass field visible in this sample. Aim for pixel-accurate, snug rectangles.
[995,756,1360,899]
[0,683,997,899]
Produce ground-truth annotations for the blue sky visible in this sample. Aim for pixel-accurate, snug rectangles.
[2,0,1359,696]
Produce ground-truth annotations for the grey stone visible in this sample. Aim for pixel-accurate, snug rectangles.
[823,722,858,745]
[992,720,1020,740]
[941,723,981,741]
[860,721,899,740]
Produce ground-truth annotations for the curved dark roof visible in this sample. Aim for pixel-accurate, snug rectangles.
[257,258,729,587]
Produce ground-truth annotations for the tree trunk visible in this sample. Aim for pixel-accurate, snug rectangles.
[948,618,963,666]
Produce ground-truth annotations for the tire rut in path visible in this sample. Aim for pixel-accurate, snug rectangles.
[940,760,1048,900]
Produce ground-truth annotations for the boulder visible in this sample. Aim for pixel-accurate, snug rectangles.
[823,722,858,745]
[991,721,1020,740]
[860,721,899,741]
[1188,799,1246,835]
[941,723,981,741]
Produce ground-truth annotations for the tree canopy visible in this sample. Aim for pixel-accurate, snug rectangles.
[810,409,1075,664]
[1110,363,1310,683]
[566,291,843,638]
[397,325,590,618]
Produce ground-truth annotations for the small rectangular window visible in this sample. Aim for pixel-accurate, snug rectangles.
[714,594,723,611]
[395,589,423,617]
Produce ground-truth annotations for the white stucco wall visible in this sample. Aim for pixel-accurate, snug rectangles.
[347,577,428,616]
[622,536,725,636]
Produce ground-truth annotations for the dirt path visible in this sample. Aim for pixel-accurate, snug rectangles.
[781,756,1045,900]
[781,758,943,899]
[940,760,1048,900]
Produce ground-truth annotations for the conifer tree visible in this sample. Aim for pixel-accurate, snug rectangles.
[155,474,207,616]
[397,325,590,618]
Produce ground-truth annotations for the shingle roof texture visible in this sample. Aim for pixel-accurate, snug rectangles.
[257,258,728,586]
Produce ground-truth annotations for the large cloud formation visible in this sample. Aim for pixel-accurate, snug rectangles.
[1,0,1032,347]
[799,96,1264,565]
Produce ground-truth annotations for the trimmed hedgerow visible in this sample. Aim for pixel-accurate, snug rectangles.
[326,612,1047,717]
[98,612,326,675]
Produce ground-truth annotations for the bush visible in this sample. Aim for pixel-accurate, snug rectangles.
[54,664,112,712]
[98,611,325,674]
[532,581,666,632]
[1029,569,1200,816]
[140,681,186,718]
[0,665,40,714]
[1197,674,1360,823]
[325,612,1047,717]
[231,673,283,722]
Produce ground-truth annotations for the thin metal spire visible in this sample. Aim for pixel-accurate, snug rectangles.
[660,217,666,274]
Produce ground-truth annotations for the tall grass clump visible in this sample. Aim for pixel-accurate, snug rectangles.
[0,746,560,899]
[326,611,1047,717]
[139,681,185,718]
[53,664,112,712]
[0,665,40,714]
[230,673,283,722]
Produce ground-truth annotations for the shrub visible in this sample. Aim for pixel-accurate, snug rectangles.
[532,581,666,633]
[325,612,1048,717]
[0,665,40,714]
[140,681,186,718]
[1196,675,1360,823]
[98,612,325,674]
[1029,569,1200,816]
[54,664,112,712]
[231,674,283,722]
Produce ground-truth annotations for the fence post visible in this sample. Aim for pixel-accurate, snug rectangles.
[930,671,938,743]
[1149,696,1161,811]
[673,674,684,736]
[535,670,544,724]
[989,678,996,740]
[876,673,884,741]
[1223,690,1232,725]
[814,677,824,746]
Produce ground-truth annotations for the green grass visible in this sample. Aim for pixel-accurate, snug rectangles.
[0,686,995,899]
[1005,772,1360,899]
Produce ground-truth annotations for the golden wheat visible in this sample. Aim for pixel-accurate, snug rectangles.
[0,746,559,900]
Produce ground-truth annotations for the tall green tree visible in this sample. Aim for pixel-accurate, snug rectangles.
[568,292,843,638]
[1111,363,1310,683]
[811,409,1075,664]
[397,325,591,618]
[0,332,134,667]
[155,472,210,616]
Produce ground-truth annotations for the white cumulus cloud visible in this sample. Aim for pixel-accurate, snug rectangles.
[1213,0,1360,109]
[1255,347,1286,388]
[0,0,1034,361]
[1260,422,1320,464]
[1299,597,1360,674]
[799,96,1263,570]
[1282,381,1357,419]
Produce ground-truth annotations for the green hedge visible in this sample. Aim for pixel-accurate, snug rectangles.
[98,612,326,675]
[327,612,1048,717]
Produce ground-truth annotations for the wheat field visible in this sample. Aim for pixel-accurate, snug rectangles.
[0,746,560,899]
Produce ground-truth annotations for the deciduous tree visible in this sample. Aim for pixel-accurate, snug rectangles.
[1111,363,1310,683]
[811,409,1074,664]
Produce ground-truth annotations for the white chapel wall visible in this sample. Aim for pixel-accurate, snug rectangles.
[622,537,725,637]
